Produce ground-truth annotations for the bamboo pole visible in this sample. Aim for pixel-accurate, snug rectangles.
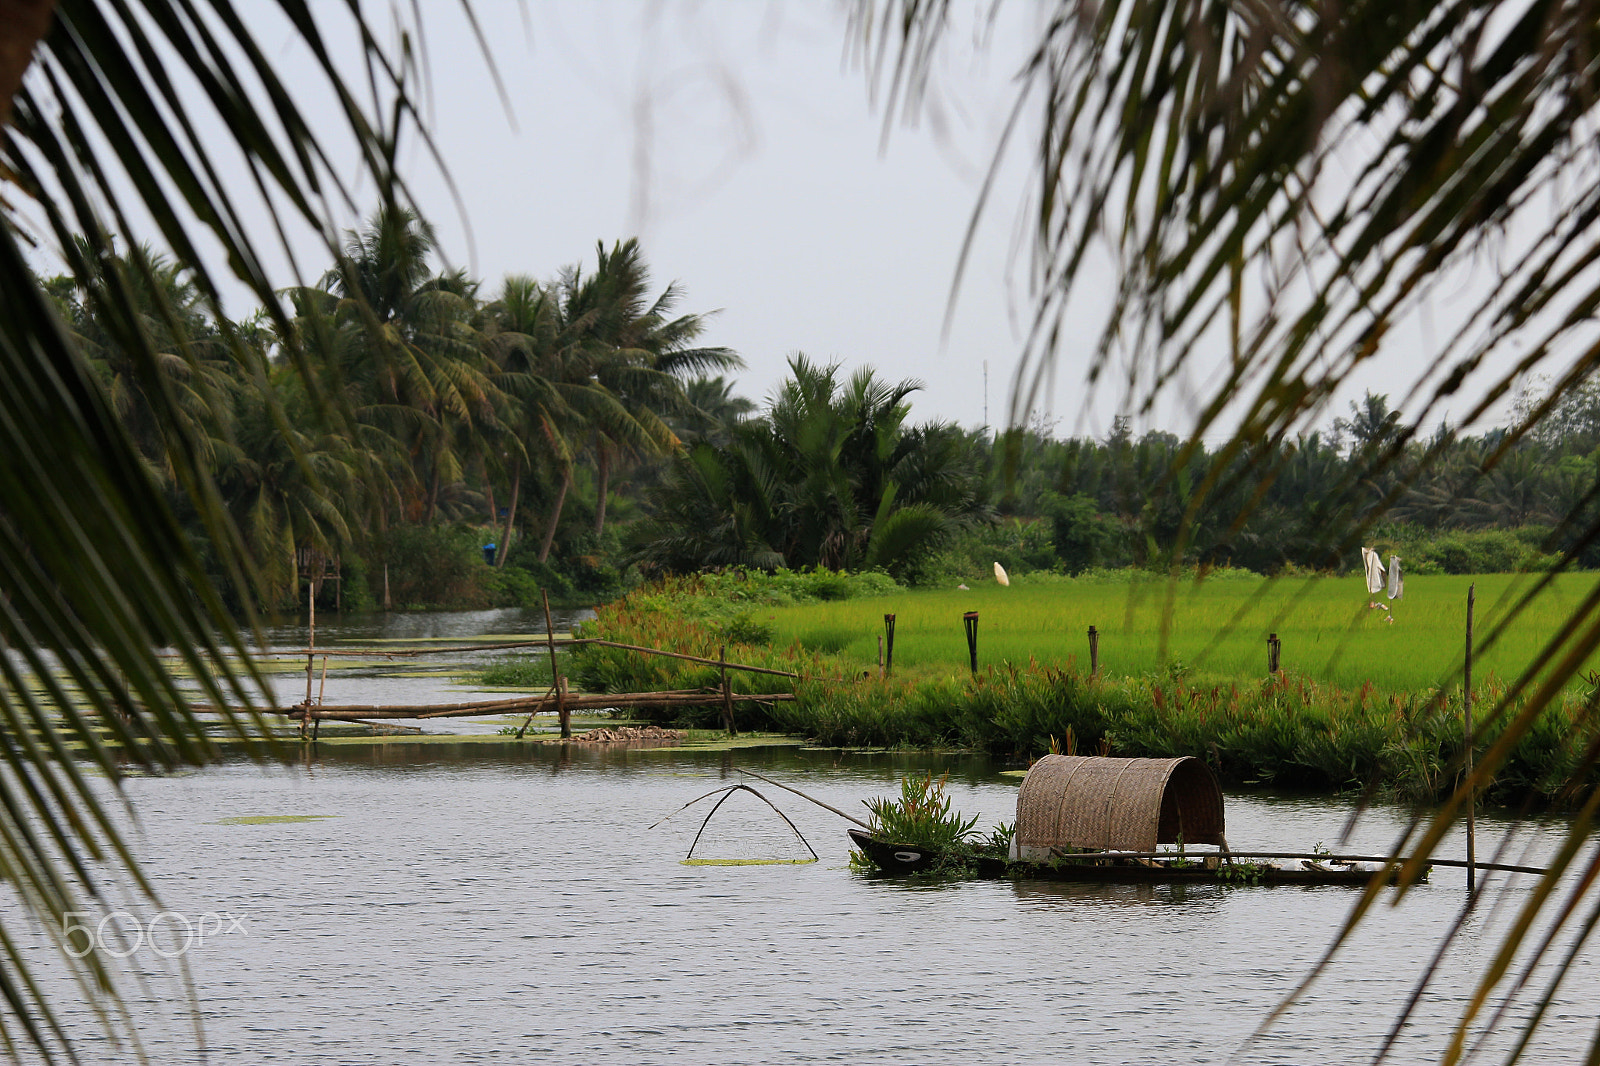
[735,768,872,829]
[1088,625,1099,676]
[304,574,316,704]
[301,574,315,738]
[1040,847,1545,876]
[286,690,796,721]
[245,639,567,659]
[514,686,557,739]
[1466,583,1477,892]
[543,589,569,740]
[884,613,896,677]
[963,611,979,673]
[719,645,737,736]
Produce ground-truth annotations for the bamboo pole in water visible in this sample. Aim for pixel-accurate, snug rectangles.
[1039,847,1545,877]
[735,768,872,829]
[543,589,568,739]
[719,645,737,736]
[1466,583,1477,892]
[301,575,315,738]
[285,689,795,721]
[514,686,556,739]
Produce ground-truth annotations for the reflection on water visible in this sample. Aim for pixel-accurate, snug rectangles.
[21,743,1594,1064]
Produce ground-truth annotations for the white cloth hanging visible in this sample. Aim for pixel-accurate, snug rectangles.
[1387,555,1403,600]
[1362,547,1386,595]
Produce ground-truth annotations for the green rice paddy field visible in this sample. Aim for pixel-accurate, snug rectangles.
[758,573,1595,694]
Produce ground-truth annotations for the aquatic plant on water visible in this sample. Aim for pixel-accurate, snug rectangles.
[864,772,980,850]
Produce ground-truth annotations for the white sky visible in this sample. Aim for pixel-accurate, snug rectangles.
[22,0,1554,442]
[363,1,1077,434]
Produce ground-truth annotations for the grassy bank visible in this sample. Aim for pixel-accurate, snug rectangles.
[560,572,1600,804]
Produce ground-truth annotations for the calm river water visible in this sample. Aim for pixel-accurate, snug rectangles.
[26,741,1594,1065]
[14,609,1599,1062]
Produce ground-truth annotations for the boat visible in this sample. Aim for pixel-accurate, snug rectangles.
[848,755,1425,887]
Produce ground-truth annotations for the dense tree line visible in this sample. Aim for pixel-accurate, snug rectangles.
[48,222,1600,607]
[981,392,1600,578]
[42,209,741,610]
[638,385,1600,583]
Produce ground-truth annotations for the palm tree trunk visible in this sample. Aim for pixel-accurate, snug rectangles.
[538,467,571,563]
[496,464,520,568]
[425,460,441,524]
[595,447,610,536]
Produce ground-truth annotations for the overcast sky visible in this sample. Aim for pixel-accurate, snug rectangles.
[356,1,1075,433]
[25,0,1538,442]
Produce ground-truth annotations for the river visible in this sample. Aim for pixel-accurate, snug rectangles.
[15,610,1600,1062]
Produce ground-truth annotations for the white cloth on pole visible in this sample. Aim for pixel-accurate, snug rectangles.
[1362,547,1386,595]
[1387,555,1403,600]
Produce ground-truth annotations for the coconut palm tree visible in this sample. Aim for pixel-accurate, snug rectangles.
[481,273,597,566]
[560,239,742,537]
[667,375,759,458]
[47,241,243,486]
[0,1,423,1056]
[317,207,507,525]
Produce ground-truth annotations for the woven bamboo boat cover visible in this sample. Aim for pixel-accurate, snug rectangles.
[1015,754,1225,853]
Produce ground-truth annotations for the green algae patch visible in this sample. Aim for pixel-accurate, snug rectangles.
[681,858,817,866]
[212,814,338,825]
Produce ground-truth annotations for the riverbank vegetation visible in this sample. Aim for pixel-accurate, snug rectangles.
[562,571,1600,806]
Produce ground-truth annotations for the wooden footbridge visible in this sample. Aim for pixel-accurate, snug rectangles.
[274,636,797,741]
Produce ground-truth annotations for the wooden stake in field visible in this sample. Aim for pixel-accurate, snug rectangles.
[963,611,979,674]
[1267,632,1282,674]
[884,614,896,676]
[1088,625,1099,677]
[543,589,569,739]
[1465,583,1477,892]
